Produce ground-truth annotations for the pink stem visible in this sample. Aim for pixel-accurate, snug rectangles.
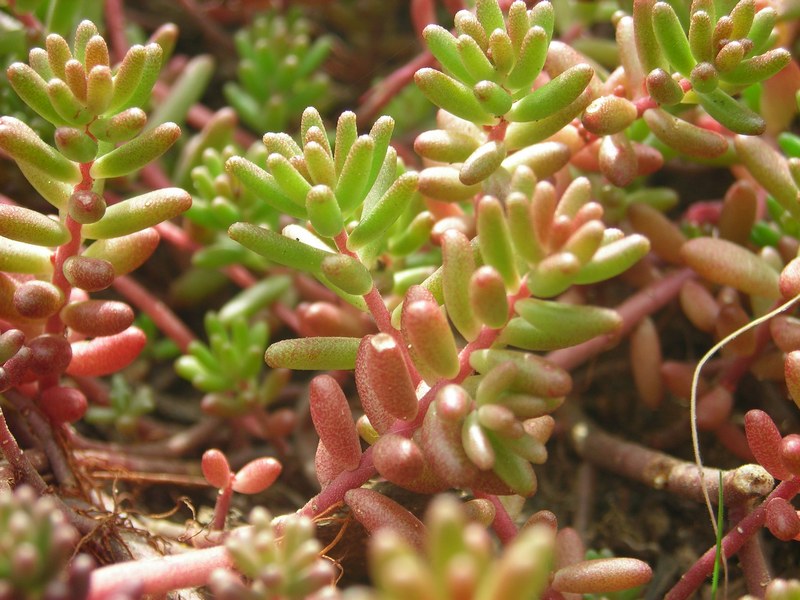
[473,491,518,543]
[104,0,129,63]
[665,477,800,600]
[87,544,233,600]
[297,446,376,519]
[547,268,695,370]
[224,265,258,288]
[332,231,396,336]
[7,1,42,38]
[357,51,435,126]
[46,214,82,336]
[211,482,235,531]
[155,220,200,253]
[411,0,437,41]
[333,230,421,384]
[112,275,196,353]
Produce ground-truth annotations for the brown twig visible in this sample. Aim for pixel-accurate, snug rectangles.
[0,405,48,494]
[563,404,774,506]
[6,390,78,489]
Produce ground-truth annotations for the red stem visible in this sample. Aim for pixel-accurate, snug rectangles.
[473,491,519,543]
[104,0,129,63]
[6,390,77,488]
[357,51,435,126]
[211,481,235,530]
[729,502,771,598]
[48,161,94,335]
[112,275,196,353]
[87,544,233,600]
[547,268,695,371]
[665,477,800,600]
[333,230,421,384]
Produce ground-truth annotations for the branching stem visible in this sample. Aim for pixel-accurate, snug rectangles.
[665,477,800,600]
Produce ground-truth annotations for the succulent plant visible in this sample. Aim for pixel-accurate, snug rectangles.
[358,494,652,600]
[0,486,93,599]
[209,507,336,600]
[0,0,799,598]
[224,8,332,134]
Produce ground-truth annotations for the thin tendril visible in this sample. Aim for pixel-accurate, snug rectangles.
[690,292,800,541]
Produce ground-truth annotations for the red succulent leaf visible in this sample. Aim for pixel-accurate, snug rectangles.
[201,449,232,489]
[60,300,135,338]
[744,409,792,480]
[39,386,87,424]
[232,457,282,494]
[344,487,426,550]
[66,326,147,377]
[373,432,444,494]
[780,434,800,477]
[309,374,362,472]
[765,497,800,541]
[551,558,652,594]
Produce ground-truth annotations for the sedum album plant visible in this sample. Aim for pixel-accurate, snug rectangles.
[0,17,190,421]
[1,0,800,598]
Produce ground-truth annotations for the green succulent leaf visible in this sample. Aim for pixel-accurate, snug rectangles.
[506,64,594,122]
[573,234,651,284]
[349,172,419,251]
[719,48,791,87]
[82,188,191,239]
[0,117,80,183]
[0,205,70,247]
[265,336,360,370]
[90,123,181,179]
[415,68,498,126]
[652,1,696,75]
[0,237,54,275]
[695,88,765,135]
[643,108,728,158]
[6,63,66,126]
[228,222,331,272]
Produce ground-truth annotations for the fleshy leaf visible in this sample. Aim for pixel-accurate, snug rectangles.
[0,205,69,247]
[90,123,181,179]
[82,188,191,239]
[415,68,497,126]
[0,117,80,183]
[680,237,780,298]
[309,375,362,472]
[264,336,360,370]
[66,326,147,377]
